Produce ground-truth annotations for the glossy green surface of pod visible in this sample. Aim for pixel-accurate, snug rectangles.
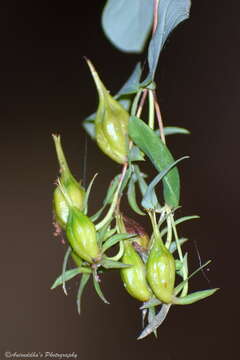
[52,134,85,228]
[121,241,152,302]
[147,236,175,304]
[87,59,129,164]
[53,180,85,228]
[66,208,100,263]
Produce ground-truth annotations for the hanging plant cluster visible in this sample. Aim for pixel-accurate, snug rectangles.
[50,0,218,339]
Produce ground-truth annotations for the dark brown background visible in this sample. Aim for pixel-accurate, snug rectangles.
[1,1,239,359]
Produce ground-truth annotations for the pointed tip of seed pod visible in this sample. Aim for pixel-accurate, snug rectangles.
[84,57,95,73]
[137,330,149,340]
[52,133,61,144]
[84,58,108,100]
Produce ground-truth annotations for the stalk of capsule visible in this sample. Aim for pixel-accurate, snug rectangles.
[86,59,129,164]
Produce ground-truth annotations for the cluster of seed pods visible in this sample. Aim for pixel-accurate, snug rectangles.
[51,61,218,339]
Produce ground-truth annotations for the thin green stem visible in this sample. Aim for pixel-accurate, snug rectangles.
[136,89,148,118]
[62,247,72,295]
[170,212,183,261]
[152,0,160,35]
[104,240,124,261]
[165,207,172,249]
[153,91,166,144]
[148,90,155,129]
[131,90,143,117]
[95,162,128,231]
[170,212,188,296]
[148,210,164,247]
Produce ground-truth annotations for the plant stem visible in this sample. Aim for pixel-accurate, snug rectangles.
[95,162,128,231]
[152,0,159,36]
[165,206,172,249]
[169,212,188,296]
[131,90,143,117]
[153,91,165,144]
[148,90,155,129]
[136,89,148,118]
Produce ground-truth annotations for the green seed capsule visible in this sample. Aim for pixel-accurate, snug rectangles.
[53,180,85,228]
[147,236,175,304]
[52,134,85,228]
[66,207,101,264]
[87,59,129,164]
[120,241,152,302]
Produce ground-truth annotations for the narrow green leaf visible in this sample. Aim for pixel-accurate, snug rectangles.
[173,288,219,305]
[142,0,191,85]
[137,304,171,340]
[62,247,72,295]
[148,306,158,338]
[175,259,182,272]
[128,145,145,162]
[103,175,119,206]
[140,298,161,310]
[178,252,188,278]
[83,173,98,215]
[141,156,189,209]
[174,260,212,296]
[161,215,199,237]
[101,258,132,269]
[163,126,190,136]
[133,165,148,196]
[97,221,112,246]
[120,166,133,194]
[76,273,91,315]
[90,203,107,223]
[129,116,185,207]
[51,268,84,290]
[93,276,110,304]
[102,0,154,53]
[102,233,134,253]
[117,62,142,96]
[169,238,188,253]
[127,177,145,215]
[103,227,117,242]
[141,309,147,329]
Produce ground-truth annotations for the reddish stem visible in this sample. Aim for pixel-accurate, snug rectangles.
[152,0,159,36]
[136,89,148,118]
[153,90,166,144]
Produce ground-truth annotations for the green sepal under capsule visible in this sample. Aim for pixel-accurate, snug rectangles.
[86,59,129,164]
[120,241,152,302]
[52,134,85,228]
[146,236,175,304]
[71,251,83,268]
[66,207,101,264]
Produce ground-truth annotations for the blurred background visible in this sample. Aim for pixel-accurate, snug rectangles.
[0,1,239,359]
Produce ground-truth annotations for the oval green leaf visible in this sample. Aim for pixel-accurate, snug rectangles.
[102,0,154,53]
[129,116,182,207]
